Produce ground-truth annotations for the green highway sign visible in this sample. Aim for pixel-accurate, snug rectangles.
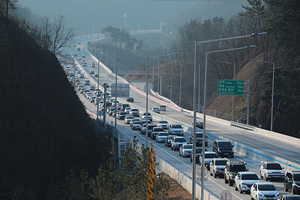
[87,41,91,46]
[218,80,245,96]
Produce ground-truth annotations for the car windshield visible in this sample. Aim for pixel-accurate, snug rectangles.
[158,133,168,136]
[266,163,282,169]
[215,160,227,165]
[258,184,276,191]
[205,153,218,158]
[184,144,193,149]
[175,138,186,142]
[231,165,246,172]
[126,116,134,119]
[131,109,138,111]
[154,128,164,132]
[196,133,203,138]
[242,174,259,180]
[294,174,300,181]
[218,142,232,147]
[159,121,168,124]
[133,121,141,124]
[172,125,182,128]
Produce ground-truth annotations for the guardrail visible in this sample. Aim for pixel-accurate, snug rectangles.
[230,121,255,131]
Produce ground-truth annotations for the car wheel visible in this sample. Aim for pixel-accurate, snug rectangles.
[190,157,192,162]
[213,171,217,178]
[224,176,228,184]
[235,184,238,191]
[229,179,233,186]
[210,171,213,176]
[260,172,263,179]
[250,196,254,200]
[284,183,288,192]
[292,187,295,194]
[264,174,267,181]
[179,151,181,156]
[239,185,243,194]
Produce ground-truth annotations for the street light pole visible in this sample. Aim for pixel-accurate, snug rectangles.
[97,60,100,120]
[202,45,256,200]
[251,59,275,131]
[179,62,183,107]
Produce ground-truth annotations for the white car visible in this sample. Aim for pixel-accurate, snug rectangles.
[171,136,187,151]
[199,152,219,170]
[129,108,140,117]
[168,124,184,136]
[259,161,285,181]
[179,144,193,157]
[125,107,131,114]
[250,182,280,200]
[157,120,169,129]
[130,118,140,127]
[124,115,134,124]
[235,172,260,194]
[159,105,166,111]
[156,132,168,143]
[209,158,228,178]
[131,121,141,130]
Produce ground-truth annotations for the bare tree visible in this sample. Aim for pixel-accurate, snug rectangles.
[0,0,18,18]
[50,15,74,55]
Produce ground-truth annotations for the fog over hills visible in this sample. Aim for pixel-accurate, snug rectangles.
[19,0,247,35]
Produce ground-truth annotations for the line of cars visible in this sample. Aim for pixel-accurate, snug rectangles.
[67,57,299,199]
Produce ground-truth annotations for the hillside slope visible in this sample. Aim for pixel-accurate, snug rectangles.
[0,19,108,198]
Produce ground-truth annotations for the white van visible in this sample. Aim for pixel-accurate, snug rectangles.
[159,105,166,111]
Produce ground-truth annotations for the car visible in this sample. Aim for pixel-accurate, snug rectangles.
[159,105,166,111]
[129,108,139,117]
[126,97,134,102]
[125,107,131,114]
[190,147,206,164]
[147,124,157,137]
[121,104,130,111]
[140,123,147,134]
[90,71,95,74]
[94,74,99,77]
[91,63,96,68]
[250,182,280,200]
[199,152,219,170]
[157,120,169,129]
[224,160,248,186]
[151,107,160,114]
[284,171,300,194]
[130,118,141,127]
[190,132,208,147]
[194,121,204,129]
[235,172,260,194]
[212,140,234,158]
[131,121,141,130]
[279,195,300,200]
[165,135,176,147]
[117,111,127,120]
[151,127,165,140]
[156,132,169,143]
[142,112,152,122]
[168,124,184,136]
[80,74,84,78]
[260,161,285,181]
[179,144,193,157]
[209,158,228,178]
[124,115,134,124]
[171,136,187,151]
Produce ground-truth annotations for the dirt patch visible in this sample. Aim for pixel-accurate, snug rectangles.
[161,174,199,200]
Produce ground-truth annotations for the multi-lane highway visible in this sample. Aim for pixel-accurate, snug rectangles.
[61,35,300,200]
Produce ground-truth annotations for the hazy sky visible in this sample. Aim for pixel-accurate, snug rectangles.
[19,0,248,35]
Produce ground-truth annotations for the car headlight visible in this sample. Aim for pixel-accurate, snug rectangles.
[267,170,272,174]
[258,192,265,197]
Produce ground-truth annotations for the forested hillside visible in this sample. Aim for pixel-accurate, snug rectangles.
[0,17,112,198]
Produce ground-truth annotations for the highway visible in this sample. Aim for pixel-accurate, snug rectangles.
[61,35,300,200]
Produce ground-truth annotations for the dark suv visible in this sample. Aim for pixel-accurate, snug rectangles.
[224,160,247,186]
[213,140,234,158]
[284,171,300,194]
[190,132,208,147]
